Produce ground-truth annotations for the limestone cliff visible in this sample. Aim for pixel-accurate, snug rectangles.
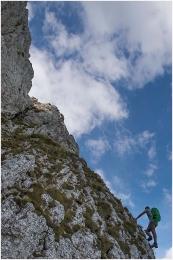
[1,2,155,259]
[1,1,34,118]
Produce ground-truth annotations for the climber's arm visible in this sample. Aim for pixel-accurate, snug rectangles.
[135,211,145,221]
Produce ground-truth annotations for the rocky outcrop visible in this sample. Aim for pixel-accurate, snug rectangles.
[1,2,155,259]
[1,122,155,258]
[1,1,34,118]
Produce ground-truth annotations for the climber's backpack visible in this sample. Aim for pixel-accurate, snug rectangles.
[151,207,161,222]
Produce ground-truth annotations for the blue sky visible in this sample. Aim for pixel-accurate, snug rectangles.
[27,1,172,258]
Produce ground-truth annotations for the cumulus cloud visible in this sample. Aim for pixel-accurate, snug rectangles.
[28,1,171,139]
[29,45,128,138]
[42,11,81,57]
[29,8,128,138]
[81,1,171,88]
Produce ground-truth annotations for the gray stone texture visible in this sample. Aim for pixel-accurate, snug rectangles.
[1,1,34,118]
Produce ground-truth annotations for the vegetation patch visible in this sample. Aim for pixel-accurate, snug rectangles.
[119,241,130,257]
[46,187,73,211]
[62,182,74,190]
[72,224,81,233]
[64,210,74,222]
[107,224,120,239]
[91,181,105,193]
[133,240,146,255]
[97,235,114,259]
[123,221,136,236]
[32,252,44,258]
[48,199,57,208]
[84,206,99,234]
[44,172,55,185]
[97,200,112,220]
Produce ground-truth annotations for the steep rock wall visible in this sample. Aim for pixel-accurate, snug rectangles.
[1,2,155,259]
[1,1,34,118]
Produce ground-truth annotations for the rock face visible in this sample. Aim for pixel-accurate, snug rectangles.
[1,2,155,259]
[1,1,34,118]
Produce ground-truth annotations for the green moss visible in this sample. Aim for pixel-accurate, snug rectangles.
[85,205,95,216]
[79,157,87,167]
[1,117,8,124]
[46,187,73,211]
[15,197,30,208]
[85,218,99,234]
[51,220,73,241]
[91,182,105,193]
[62,182,74,190]
[44,172,55,184]
[75,198,83,205]
[119,241,130,257]
[72,224,81,232]
[107,225,120,239]
[132,239,146,255]
[116,208,127,222]
[33,252,44,258]
[12,118,25,125]
[97,200,112,220]
[97,235,114,259]
[123,221,136,236]
[48,200,57,208]
[84,207,99,234]
[50,163,63,172]
[26,171,36,178]
[64,210,74,222]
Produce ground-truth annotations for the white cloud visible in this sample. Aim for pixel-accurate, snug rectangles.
[146,180,157,187]
[167,151,172,161]
[29,1,171,139]
[117,192,135,208]
[163,188,172,205]
[140,179,157,193]
[27,2,34,21]
[81,38,128,82]
[166,145,172,161]
[29,45,128,138]
[137,131,155,148]
[43,11,81,57]
[81,1,171,88]
[85,137,110,163]
[114,176,124,189]
[144,163,158,177]
[112,130,155,157]
[148,142,156,160]
[162,247,172,259]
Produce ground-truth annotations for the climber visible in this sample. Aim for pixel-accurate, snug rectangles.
[135,206,158,248]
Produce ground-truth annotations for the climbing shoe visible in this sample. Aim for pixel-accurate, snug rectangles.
[147,236,152,241]
[151,242,158,248]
